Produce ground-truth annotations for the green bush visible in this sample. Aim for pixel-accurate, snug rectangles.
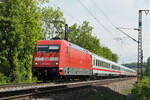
[0,73,7,84]
[132,77,150,100]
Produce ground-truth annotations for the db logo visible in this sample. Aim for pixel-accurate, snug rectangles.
[44,57,49,60]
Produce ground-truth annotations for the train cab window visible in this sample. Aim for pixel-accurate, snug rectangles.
[37,45,48,52]
[49,45,60,52]
[37,45,60,52]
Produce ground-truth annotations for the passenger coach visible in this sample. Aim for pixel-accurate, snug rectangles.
[91,53,136,77]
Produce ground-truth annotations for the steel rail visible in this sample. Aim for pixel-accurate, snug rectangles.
[0,77,136,100]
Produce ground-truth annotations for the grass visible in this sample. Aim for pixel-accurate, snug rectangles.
[123,88,132,95]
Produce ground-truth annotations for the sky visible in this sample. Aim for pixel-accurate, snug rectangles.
[47,0,150,64]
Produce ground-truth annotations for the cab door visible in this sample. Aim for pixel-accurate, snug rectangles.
[65,46,70,67]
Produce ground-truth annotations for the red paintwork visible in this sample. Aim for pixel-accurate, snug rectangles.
[32,40,92,76]
[66,46,92,73]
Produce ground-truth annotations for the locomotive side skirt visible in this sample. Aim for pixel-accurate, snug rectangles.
[63,67,92,75]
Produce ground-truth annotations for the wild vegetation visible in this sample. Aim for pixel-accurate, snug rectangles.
[0,0,118,84]
[0,0,44,83]
[131,57,150,100]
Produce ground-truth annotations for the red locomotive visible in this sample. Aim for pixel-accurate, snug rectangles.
[32,40,136,81]
[32,40,92,81]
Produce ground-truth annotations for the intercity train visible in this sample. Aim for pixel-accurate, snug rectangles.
[32,40,136,81]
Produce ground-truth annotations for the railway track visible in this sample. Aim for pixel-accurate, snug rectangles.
[0,77,135,100]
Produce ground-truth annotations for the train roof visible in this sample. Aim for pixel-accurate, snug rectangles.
[37,40,67,44]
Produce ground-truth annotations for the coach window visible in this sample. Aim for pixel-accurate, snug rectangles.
[103,62,105,67]
[108,64,110,68]
[92,59,94,65]
[104,63,106,67]
[100,61,102,66]
[102,62,104,67]
[93,59,95,66]
[106,63,108,68]
[98,61,100,66]
[97,60,99,66]
[107,63,110,68]
[99,61,101,67]
[96,60,98,66]
[104,62,106,67]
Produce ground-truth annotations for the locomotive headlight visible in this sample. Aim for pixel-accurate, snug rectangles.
[53,62,59,65]
[35,62,40,65]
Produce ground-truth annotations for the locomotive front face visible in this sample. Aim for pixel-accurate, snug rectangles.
[32,43,60,80]
[34,45,60,67]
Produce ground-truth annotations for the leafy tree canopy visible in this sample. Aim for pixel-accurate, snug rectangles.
[145,57,150,77]
[0,0,43,83]
[67,21,117,62]
[41,7,65,40]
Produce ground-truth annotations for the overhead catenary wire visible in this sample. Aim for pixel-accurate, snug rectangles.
[91,0,116,28]
[89,0,139,64]
[90,0,139,43]
[78,0,116,37]
[50,1,81,23]
[116,28,138,43]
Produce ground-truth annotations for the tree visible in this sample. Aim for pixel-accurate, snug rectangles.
[112,53,118,63]
[132,76,150,100]
[102,47,112,61]
[40,7,65,40]
[68,21,117,62]
[68,21,103,55]
[0,0,43,83]
[145,57,150,77]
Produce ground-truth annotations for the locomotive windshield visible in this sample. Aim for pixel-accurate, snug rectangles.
[37,45,60,52]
